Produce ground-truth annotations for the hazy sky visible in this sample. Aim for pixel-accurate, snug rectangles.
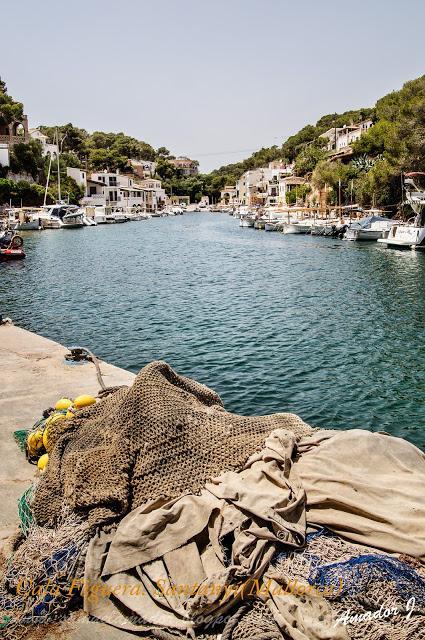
[2,0,424,172]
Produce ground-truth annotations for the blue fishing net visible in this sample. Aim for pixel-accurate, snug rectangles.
[273,528,425,607]
[310,553,425,607]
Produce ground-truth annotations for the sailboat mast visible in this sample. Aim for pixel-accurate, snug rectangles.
[44,152,53,207]
[56,128,61,203]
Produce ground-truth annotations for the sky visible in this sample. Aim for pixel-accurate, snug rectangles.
[2,0,425,172]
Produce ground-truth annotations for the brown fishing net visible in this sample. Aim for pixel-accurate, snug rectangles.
[2,361,424,640]
[1,361,312,639]
[34,360,313,528]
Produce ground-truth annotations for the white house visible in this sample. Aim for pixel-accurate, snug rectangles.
[66,167,87,188]
[220,185,238,206]
[278,176,307,205]
[321,120,373,154]
[29,128,59,156]
[0,143,9,168]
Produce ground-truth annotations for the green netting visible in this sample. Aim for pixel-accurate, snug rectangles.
[17,485,35,537]
[12,430,29,453]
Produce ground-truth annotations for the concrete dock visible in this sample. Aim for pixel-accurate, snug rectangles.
[0,323,136,639]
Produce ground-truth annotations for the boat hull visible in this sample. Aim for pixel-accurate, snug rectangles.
[377,225,425,249]
[0,249,25,260]
[345,229,385,241]
[239,218,255,227]
[16,221,41,231]
[282,223,311,234]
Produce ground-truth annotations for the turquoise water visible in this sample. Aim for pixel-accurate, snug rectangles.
[1,213,425,449]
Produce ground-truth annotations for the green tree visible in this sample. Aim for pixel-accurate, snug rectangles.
[9,140,44,180]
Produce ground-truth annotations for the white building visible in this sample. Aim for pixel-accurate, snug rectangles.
[0,143,9,168]
[278,176,307,205]
[66,167,87,188]
[67,167,166,212]
[220,185,238,206]
[321,120,373,154]
[29,128,59,156]
[137,178,166,212]
[236,162,294,207]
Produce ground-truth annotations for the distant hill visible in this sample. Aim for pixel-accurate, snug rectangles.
[208,75,425,209]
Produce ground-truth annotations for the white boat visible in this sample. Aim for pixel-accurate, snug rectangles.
[282,221,312,234]
[105,211,127,224]
[62,210,85,228]
[378,173,425,250]
[85,206,107,225]
[83,215,97,226]
[6,209,42,231]
[344,214,396,241]
[239,215,255,228]
[39,204,76,229]
[172,206,184,215]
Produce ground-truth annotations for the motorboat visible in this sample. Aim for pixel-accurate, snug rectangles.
[39,204,77,229]
[62,210,85,228]
[0,231,26,260]
[239,208,256,227]
[282,220,313,234]
[378,173,425,250]
[105,210,127,223]
[6,209,42,231]
[172,206,184,215]
[344,213,396,241]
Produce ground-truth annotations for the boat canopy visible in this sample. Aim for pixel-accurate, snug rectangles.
[351,215,392,229]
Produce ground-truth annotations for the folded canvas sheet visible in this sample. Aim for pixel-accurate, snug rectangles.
[85,429,306,631]
[294,429,425,560]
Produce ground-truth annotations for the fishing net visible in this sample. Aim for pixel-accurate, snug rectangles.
[267,528,425,640]
[3,361,423,639]
[17,485,35,538]
[33,360,313,528]
[1,361,313,640]
[12,430,29,454]
[0,507,90,640]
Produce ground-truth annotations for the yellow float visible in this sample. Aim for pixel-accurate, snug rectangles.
[37,453,49,472]
[74,394,96,409]
[54,398,73,411]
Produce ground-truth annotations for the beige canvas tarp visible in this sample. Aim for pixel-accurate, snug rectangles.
[293,429,425,560]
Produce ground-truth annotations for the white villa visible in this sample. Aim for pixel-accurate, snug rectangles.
[29,128,59,156]
[236,162,295,207]
[67,167,165,213]
[321,120,373,158]
[220,185,238,206]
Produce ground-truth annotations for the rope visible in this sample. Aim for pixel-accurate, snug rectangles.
[65,347,107,390]
[65,346,128,397]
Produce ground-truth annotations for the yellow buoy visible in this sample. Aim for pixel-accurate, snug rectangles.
[28,429,44,456]
[37,453,49,472]
[74,394,96,409]
[46,413,67,427]
[42,427,49,450]
[55,398,73,411]
[34,430,44,450]
[27,432,38,456]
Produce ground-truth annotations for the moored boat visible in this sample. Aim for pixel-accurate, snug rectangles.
[378,173,425,250]
[282,221,312,234]
[62,210,85,228]
[344,214,396,241]
[0,231,26,260]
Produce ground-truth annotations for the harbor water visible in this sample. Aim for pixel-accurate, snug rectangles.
[1,212,424,449]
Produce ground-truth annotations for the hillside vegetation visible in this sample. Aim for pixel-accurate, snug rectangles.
[0,75,424,207]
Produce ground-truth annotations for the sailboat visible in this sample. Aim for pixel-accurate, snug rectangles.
[39,129,70,229]
[378,173,425,249]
